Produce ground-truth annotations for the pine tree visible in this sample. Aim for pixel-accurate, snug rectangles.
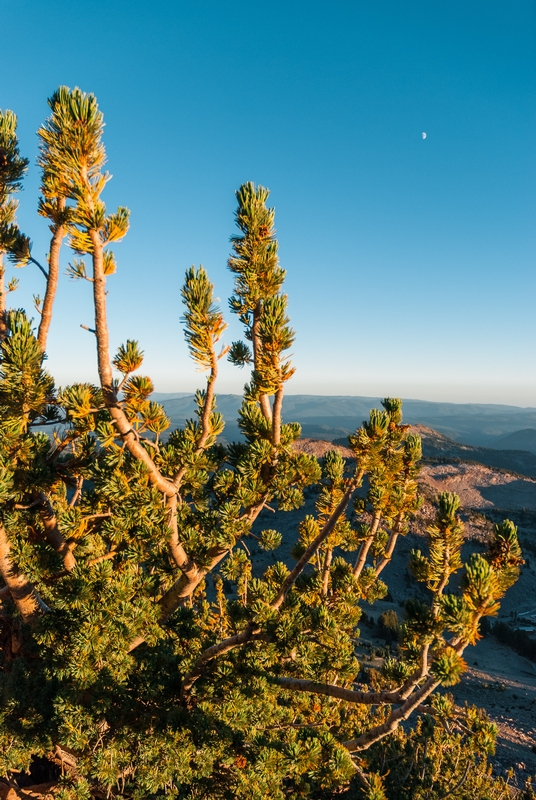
[2,89,84,351]
[0,109,28,339]
[0,88,525,800]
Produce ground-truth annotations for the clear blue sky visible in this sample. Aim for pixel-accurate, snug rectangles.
[4,0,536,404]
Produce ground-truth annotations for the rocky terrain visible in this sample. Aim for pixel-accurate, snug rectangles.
[410,424,536,477]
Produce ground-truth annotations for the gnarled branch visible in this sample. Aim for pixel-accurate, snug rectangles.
[34,492,76,571]
[180,621,264,698]
[0,522,50,624]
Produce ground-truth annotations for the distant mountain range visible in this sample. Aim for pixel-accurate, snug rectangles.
[392,425,536,478]
[493,428,536,455]
[155,392,536,450]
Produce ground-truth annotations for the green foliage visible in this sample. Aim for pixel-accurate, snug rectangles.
[0,109,28,200]
[351,706,510,800]
[0,89,524,800]
[0,310,55,434]
[113,340,144,375]
[378,609,399,643]
[430,646,467,686]
[258,529,283,551]
[228,182,295,401]
[0,109,28,276]
[182,266,228,371]
[411,491,465,593]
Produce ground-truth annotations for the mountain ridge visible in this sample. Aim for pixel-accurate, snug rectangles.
[158,393,536,448]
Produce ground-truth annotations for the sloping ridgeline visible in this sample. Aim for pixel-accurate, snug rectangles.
[156,393,536,477]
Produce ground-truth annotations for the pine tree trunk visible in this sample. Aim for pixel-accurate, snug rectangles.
[0,255,6,342]
[37,215,64,351]
[0,523,50,624]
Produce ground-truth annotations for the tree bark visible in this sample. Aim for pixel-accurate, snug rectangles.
[37,206,65,351]
[173,345,218,488]
[343,675,441,751]
[274,676,408,706]
[0,523,50,624]
[129,497,273,651]
[353,511,382,579]
[89,231,177,497]
[0,255,6,343]
[180,621,262,698]
[35,492,76,571]
[271,387,283,446]
[321,547,333,596]
[252,301,272,424]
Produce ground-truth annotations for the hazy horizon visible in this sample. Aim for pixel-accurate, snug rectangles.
[150,389,536,411]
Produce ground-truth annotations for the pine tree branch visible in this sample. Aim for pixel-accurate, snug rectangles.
[166,493,190,572]
[29,256,49,280]
[129,492,274,652]
[47,431,82,462]
[272,471,364,610]
[34,492,76,571]
[353,510,382,579]
[134,469,289,653]
[180,621,265,698]
[128,551,222,653]
[321,547,333,596]
[156,471,363,657]
[273,677,408,706]
[0,255,7,343]
[89,232,177,497]
[173,333,219,489]
[437,761,472,800]
[87,549,120,566]
[271,386,283,446]
[373,515,403,578]
[398,643,431,699]
[434,557,452,598]
[146,492,274,647]
[38,202,65,350]
[344,635,472,752]
[160,546,229,614]
[69,475,84,508]
[252,301,272,424]
[28,418,69,428]
[342,675,441,752]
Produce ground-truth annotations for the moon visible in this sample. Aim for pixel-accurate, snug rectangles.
[422,132,427,139]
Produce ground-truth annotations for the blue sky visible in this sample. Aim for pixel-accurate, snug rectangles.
[4,0,536,404]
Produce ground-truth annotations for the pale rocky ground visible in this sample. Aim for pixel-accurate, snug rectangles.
[420,461,536,513]
[245,433,536,784]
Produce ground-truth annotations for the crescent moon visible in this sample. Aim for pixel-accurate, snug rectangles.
[422,132,427,139]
